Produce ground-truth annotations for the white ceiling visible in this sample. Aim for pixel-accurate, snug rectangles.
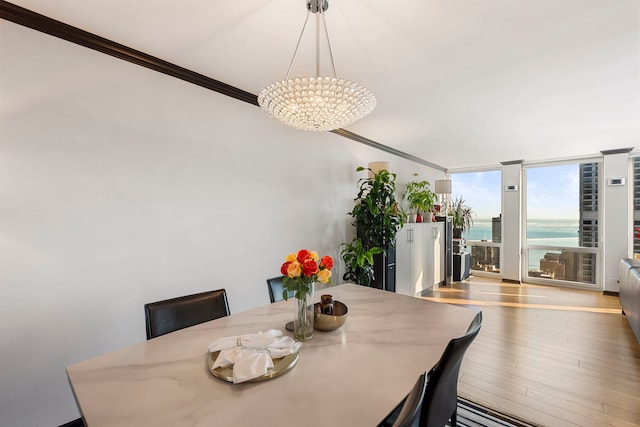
[8,0,640,170]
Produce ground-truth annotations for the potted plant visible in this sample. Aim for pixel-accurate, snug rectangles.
[348,166,406,249]
[404,174,438,222]
[340,238,382,286]
[448,197,475,238]
[342,166,406,288]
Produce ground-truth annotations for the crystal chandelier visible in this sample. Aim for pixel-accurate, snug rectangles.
[258,0,376,132]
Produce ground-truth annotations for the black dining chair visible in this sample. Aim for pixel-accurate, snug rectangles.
[266,276,294,303]
[379,311,483,427]
[144,289,230,339]
[389,372,427,427]
[59,418,85,427]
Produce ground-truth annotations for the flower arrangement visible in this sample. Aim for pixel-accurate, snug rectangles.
[280,249,333,301]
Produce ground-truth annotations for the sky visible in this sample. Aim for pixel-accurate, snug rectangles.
[451,164,580,220]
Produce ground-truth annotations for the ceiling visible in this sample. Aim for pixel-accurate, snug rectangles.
[5,0,640,170]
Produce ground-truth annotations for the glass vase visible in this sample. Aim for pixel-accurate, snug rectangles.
[293,282,314,341]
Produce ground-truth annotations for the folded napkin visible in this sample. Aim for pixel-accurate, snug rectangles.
[208,329,301,383]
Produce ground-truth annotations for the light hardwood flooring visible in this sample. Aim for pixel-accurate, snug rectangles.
[422,276,640,427]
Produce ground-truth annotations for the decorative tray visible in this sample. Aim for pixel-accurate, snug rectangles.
[207,349,299,383]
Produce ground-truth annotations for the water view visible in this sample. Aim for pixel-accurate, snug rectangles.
[466,218,580,271]
[468,218,578,243]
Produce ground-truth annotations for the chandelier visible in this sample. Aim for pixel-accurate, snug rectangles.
[258,0,376,132]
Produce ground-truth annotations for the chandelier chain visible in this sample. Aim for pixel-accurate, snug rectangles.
[286,3,337,80]
[320,8,337,77]
[316,11,320,77]
[285,11,311,81]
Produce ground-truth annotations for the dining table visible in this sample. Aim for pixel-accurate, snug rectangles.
[66,284,477,426]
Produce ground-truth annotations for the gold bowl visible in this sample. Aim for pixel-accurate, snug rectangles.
[313,301,348,331]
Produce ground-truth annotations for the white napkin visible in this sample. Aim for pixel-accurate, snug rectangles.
[208,329,301,383]
[232,349,274,383]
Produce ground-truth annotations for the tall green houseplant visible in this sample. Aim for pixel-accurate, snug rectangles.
[448,196,475,238]
[342,166,406,287]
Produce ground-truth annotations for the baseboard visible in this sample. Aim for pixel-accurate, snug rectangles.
[602,290,619,297]
[502,278,521,284]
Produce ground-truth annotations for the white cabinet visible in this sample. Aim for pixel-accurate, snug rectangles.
[396,225,424,297]
[396,222,444,297]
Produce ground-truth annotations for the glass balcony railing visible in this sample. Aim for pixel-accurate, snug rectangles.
[467,241,501,274]
[526,246,597,286]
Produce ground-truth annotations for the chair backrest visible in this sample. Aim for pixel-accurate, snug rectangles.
[391,372,427,427]
[144,289,230,339]
[420,311,482,426]
[266,276,294,303]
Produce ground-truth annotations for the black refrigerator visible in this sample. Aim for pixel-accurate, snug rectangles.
[436,216,453,285]
[372,247,395,292]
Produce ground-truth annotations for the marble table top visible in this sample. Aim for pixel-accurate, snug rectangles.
[66,284,476,426]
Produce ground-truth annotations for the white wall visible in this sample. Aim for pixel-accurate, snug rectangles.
[501,163,522,282]
[0,22,441,426]
[602,152,633,292]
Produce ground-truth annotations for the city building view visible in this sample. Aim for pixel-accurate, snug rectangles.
[469,215,501,273]
[528,162,598,284]
[465,163,607,284]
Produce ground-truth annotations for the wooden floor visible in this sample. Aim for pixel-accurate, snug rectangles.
[422,276,640,427]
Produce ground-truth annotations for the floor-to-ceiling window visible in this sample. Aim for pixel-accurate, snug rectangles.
[450,169,502,275]
[523,161,600,288]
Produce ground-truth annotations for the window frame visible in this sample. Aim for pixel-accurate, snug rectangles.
[521,159,602,289]
[449,168,503,278]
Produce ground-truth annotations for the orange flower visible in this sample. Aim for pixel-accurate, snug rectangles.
[280,261,291,276]
[280,249,333,301]
[302,258,319,277]
[320,256,333,270]
[297,249,311,263]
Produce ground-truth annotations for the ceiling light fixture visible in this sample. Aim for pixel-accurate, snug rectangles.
[258,0,376,132]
